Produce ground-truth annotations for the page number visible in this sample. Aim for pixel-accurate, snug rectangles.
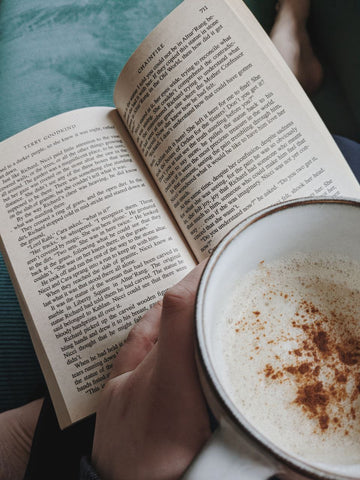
[199,6,208,13]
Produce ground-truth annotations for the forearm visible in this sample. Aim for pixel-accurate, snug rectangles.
[0,399,43,480]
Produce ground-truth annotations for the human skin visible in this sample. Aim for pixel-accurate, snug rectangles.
[0,398,43,480]
[92,261,211,480]
[270,0,323,94]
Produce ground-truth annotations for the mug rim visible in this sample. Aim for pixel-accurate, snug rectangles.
[195,196,360,480]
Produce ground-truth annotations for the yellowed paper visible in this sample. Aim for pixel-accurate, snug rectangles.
[114,0,360,260]
[0,107,195,427]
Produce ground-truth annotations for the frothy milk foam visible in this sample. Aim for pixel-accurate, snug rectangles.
[218,252,360,476]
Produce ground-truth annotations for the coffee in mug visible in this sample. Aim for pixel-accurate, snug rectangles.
[187,198,360,480]
[218,251,360,477]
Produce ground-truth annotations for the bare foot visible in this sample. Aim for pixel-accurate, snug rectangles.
[270,0,323,94]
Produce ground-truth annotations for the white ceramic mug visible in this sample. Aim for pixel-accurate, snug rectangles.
[184,197,360,480]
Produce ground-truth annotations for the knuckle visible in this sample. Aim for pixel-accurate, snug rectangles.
[151,299,163,313]
[97,379,117,409]
[126,322,142,340]
[101,373,129,401]
[162,282,194,311]
[140,300,162,326]
[126,323,155,352]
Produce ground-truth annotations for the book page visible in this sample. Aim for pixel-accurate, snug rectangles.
[0,107,195,428]
[114,0,360,261]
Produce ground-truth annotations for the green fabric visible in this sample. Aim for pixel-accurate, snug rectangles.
[0,0,360,411]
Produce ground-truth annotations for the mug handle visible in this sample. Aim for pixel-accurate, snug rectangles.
[182,423,281,480]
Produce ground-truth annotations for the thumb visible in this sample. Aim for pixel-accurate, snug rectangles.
[156,261,206,379]
[110,300,162,378]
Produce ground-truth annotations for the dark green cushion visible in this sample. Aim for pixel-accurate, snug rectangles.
[0,0,359,411]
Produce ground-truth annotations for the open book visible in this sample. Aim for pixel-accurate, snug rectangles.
[1,0,359,429]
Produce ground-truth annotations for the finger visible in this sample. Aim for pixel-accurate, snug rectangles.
[110,300,162,378]
[157,261,207,377]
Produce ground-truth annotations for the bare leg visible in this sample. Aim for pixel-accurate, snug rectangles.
[270,0,323,94]
[0,399,43,480]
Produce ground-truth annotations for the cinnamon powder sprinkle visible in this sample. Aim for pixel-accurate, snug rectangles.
[336,347,359,366]
[265,364,275,378]
[313,331,329,353]
[298,363,311,374]
[262,298,360,433]
[319,414,330,431]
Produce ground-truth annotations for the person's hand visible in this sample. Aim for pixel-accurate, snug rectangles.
[92,262,211,480]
